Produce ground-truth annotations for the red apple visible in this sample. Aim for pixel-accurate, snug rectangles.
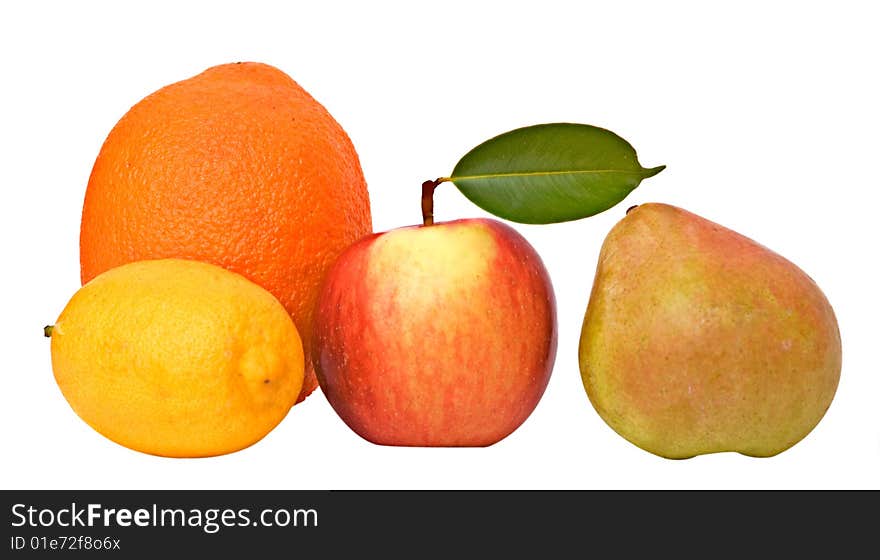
[313,217,557,446]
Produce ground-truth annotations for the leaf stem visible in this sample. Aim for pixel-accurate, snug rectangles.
[421,178,449,226]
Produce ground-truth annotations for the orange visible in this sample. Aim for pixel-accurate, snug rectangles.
[80,62,372,401]
[49,259,304,457]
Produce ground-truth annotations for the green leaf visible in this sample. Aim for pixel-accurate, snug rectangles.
[449,123,664,224]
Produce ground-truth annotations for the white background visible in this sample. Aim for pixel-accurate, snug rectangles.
[2,1,877,489]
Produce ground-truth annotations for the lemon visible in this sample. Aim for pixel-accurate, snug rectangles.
[48,259,304,457]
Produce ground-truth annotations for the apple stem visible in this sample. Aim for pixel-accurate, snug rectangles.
[421,178,448,226]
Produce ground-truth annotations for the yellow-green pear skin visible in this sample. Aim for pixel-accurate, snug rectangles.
[579,203,841,459]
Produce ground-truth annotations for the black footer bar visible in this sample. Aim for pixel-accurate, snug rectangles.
[1,490,871,555]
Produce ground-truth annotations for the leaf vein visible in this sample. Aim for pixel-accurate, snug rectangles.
[450,169,652,182]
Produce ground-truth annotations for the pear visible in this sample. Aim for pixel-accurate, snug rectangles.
[579,203,841,458]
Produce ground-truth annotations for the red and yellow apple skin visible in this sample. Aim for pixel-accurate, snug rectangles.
[313,218,557,447]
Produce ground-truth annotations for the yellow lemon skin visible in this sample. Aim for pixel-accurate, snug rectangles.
[49,259,304,458]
